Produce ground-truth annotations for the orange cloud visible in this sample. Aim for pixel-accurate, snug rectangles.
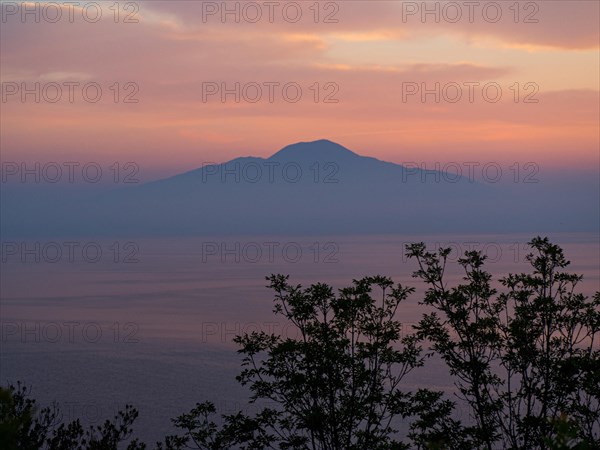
[1,0,597,178]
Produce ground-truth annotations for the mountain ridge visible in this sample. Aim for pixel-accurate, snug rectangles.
[142,139,473,188]
[1,139,596,237]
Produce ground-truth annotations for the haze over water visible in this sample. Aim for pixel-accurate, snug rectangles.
[2,233,598,442]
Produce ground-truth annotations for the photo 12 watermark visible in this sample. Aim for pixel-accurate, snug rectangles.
[200,241,340,264]
[400,1,540,24]
[200,321,301,344]
[1,162,140,184]
[1,81,140,104]
[401,162,540,184]
[401,240,533,264]
[1,321,140,344]
[1,2,140,24]
[201,81,340,104]
[56,401,126,425]
[401,82,539,104]
[198,1,340,24]
[200,161,339,184]
[1,241,140,263]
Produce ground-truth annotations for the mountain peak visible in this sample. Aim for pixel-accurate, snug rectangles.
[268,139,359,162]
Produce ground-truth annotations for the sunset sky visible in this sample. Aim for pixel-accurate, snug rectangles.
[1,0,599,180]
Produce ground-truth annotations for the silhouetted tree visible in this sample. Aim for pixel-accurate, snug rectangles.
[406,236,600,449]
[159,275,451,449]
[0,382,145,450]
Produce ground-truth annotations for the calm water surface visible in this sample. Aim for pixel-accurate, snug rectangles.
[1,233,598,443]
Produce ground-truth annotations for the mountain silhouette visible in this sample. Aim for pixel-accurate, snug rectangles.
[269,139,360,162]
[1,140,597,237]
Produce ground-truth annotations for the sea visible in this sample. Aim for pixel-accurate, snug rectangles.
[1,233,598,444]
